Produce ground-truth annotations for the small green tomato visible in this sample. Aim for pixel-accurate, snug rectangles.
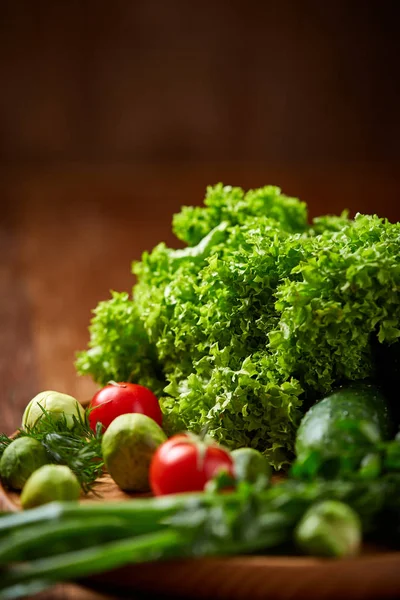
[0,438,49,490]
[102,413,167,492]
[21,464,81,509]
[231,447,271,486]
[295,500,362,558]
[22,391,85,430]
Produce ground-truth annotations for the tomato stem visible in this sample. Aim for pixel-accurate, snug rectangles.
[107,381,127,389]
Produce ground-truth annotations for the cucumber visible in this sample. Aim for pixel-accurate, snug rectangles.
[295,383,392,460]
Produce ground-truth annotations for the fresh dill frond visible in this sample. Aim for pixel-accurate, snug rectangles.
[0,406,104,494]
[0,433,13,458]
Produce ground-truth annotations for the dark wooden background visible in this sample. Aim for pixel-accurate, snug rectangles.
[1,0,400,163]
[1,2,400,597]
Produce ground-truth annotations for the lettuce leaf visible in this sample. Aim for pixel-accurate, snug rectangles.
[76,185,400,469]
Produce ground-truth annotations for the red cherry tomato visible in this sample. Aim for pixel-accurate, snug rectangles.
[149,434,234,495]
[89,382,163,432]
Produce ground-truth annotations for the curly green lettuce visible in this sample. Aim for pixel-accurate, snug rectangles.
[76,184,400,468]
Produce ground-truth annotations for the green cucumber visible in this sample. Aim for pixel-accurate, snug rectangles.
[295,383,392,460]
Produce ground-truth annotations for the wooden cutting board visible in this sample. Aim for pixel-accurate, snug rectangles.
[1,475,400,600]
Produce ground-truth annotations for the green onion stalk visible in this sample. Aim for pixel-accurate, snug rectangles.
[0,474,399,600]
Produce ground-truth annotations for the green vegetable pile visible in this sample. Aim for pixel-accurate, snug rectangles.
[0,405,103,494]
[2,184,400,597]
[0,437,399,598]
[1,381,399,597]
[77,184,400,468]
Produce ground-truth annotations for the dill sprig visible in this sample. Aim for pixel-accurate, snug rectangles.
[0,433,12,457]
[0,406,104,494]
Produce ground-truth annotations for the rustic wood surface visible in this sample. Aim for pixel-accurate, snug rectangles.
[0,162,400,599]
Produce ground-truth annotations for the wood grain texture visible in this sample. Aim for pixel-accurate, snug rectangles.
[1,1,399,163]
[0,197,39,436]
[88,554,400,600]
[28,584,119,600]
